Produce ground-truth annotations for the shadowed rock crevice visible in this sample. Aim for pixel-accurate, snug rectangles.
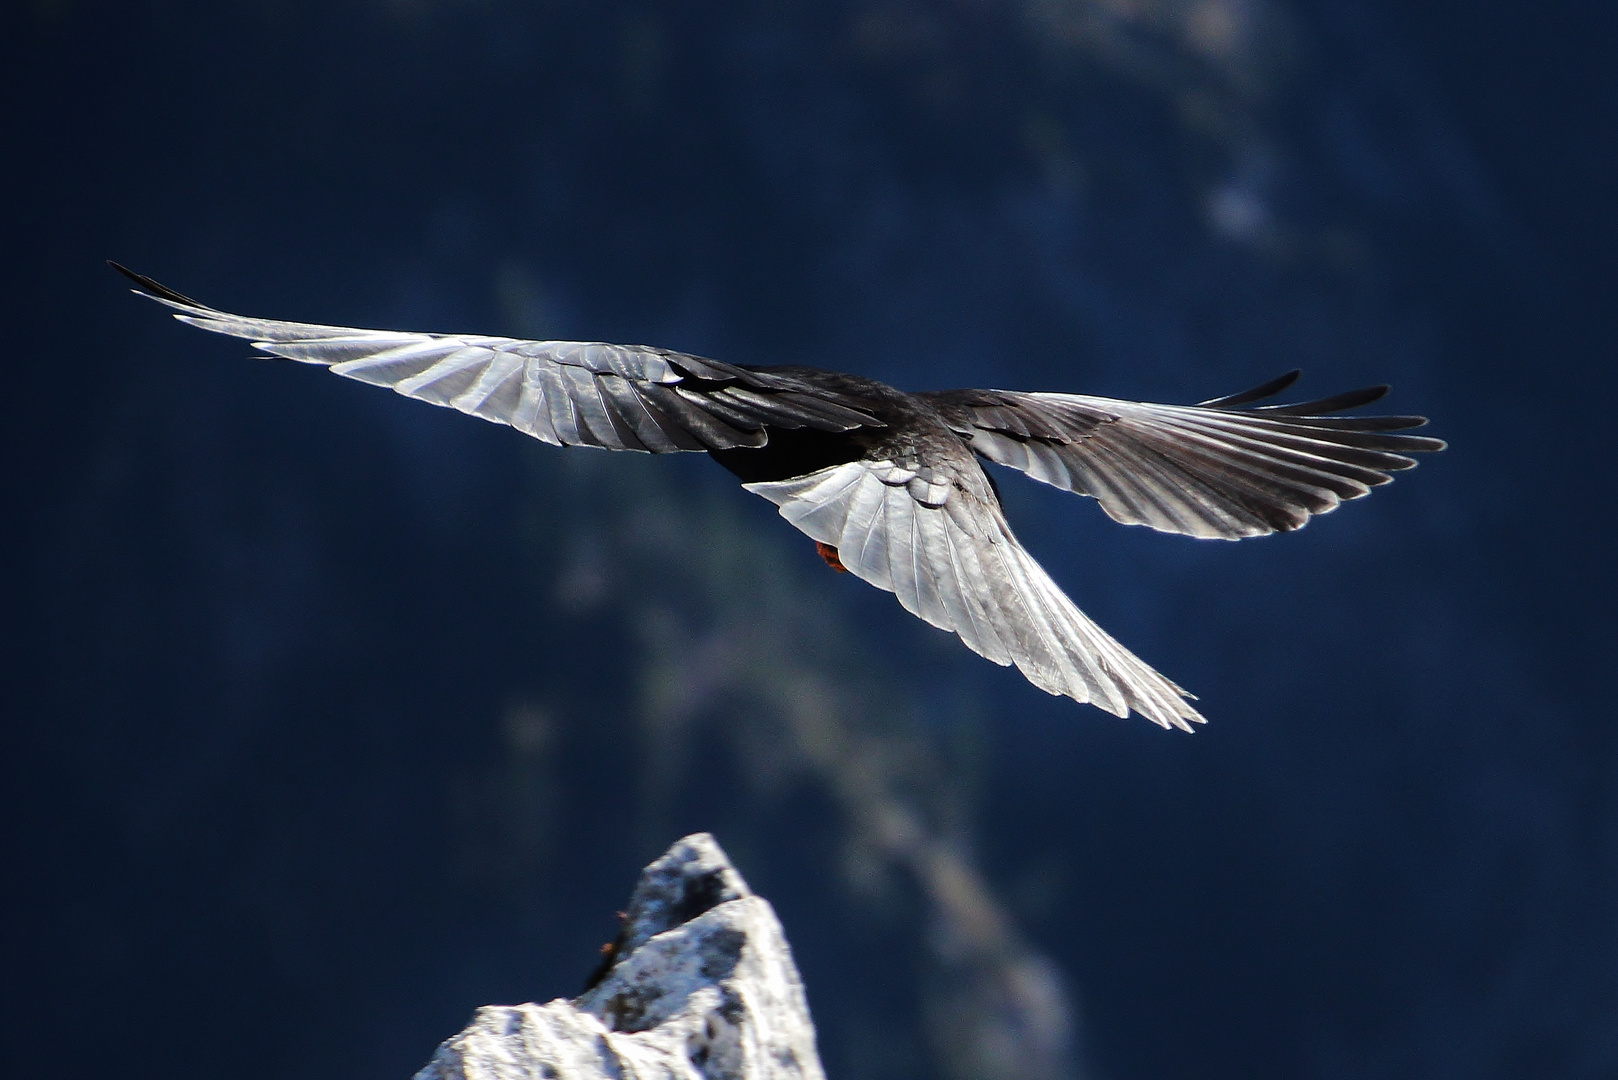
[415,834,824,1080]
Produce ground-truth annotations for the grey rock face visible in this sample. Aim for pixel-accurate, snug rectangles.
[415,834,825,1080]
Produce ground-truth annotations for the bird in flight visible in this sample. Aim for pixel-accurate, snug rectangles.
[114,263,1443,731]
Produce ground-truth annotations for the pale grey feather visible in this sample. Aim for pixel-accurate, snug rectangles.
[746,461,1204,730]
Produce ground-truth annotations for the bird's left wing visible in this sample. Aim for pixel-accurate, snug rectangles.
[923,372,1445,539]
[742,456,1204,730]
[114,264,879,452]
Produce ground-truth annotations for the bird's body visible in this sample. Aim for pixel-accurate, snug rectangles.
[114,264,1444,730]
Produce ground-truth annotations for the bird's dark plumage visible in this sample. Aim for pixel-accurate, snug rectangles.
[113,263,1444,730]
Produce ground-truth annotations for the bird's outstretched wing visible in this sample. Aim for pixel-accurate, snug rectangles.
[921,371,1445,539]
[744,454,1204,730]
[113,264,880,452]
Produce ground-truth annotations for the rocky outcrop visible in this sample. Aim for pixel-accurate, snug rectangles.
[414,834,825,1080]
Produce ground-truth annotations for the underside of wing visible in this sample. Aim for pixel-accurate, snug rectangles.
[923,372,1446,539]
[744,460,1204,730]
[114,264,880,453]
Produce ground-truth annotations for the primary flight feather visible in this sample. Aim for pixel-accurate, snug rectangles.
[113,263,1444,731]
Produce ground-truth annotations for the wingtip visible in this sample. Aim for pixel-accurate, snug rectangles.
[1172,704,1207,732]
[1253,382,1394,416]
[1197,369,1302,409]
[108,261,207,309]
[1130,691,1205,731]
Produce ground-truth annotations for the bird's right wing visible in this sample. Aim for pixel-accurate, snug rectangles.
[923,371,1446,539]
[115,264,880,452]
[743,458,1204,730]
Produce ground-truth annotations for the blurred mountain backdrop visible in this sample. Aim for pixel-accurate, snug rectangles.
[3,1,1615,1078]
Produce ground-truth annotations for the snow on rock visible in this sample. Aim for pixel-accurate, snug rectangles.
[414,833,825,1080]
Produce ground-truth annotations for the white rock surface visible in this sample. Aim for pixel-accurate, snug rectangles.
[414,834,825,1080]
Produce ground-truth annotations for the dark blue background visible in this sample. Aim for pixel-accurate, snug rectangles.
[3,1,1614,1078]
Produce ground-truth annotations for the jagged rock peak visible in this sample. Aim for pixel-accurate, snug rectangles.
[414,833,825,1080]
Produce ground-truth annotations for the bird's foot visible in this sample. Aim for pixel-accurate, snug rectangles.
[815,541,848,573]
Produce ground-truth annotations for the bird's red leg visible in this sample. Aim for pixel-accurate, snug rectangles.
[815,541,848,573]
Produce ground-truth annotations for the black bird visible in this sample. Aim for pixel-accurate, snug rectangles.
[113,263,1444,731]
